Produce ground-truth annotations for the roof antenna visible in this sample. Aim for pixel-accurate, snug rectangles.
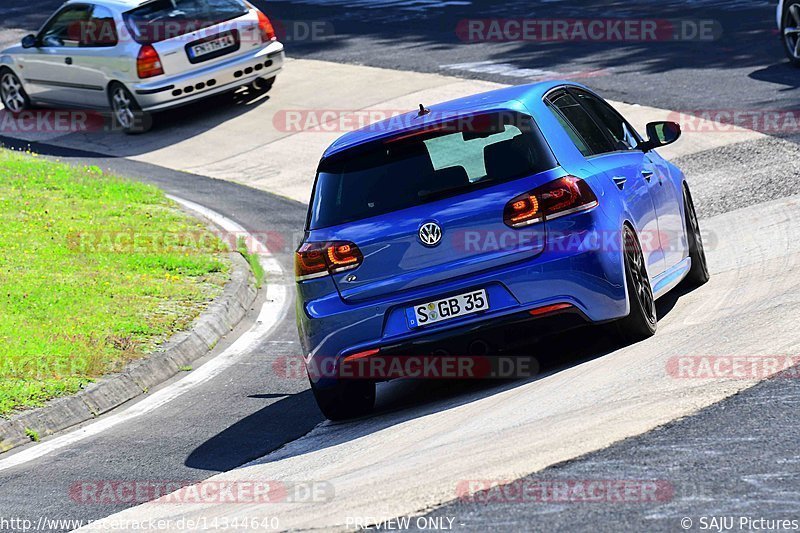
[418,104,430,117]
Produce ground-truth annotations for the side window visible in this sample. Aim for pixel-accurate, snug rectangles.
[545,100,592,157]
[39,5,93,48]
[546,90,614,157]
[82,6,119,47]
[573,90,640,151]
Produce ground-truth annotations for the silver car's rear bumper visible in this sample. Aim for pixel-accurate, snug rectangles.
[132,41,284,112]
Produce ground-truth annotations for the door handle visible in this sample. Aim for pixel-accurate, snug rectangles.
[612,176,627,190]
[65,57,73,65]
[641,170,654,182]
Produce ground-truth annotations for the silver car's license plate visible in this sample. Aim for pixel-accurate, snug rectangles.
[409,289,489,328]
[190,34,236,58]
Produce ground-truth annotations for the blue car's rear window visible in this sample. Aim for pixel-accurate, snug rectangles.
[309,112,556,230]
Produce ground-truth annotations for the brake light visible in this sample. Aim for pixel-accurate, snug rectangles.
[503,176,598,228]
[137,45,163,79]
[256,10,276,42]
[296,241,363,281]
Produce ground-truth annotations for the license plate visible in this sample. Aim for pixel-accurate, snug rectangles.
[190,34,236,58]
[409,289,489,328]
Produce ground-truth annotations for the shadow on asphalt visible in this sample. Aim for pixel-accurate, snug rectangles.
[749,62,800,91]
[186,286,688,471]
[185,390,323,472]
[85,84,276,158]
[255,0,779,79]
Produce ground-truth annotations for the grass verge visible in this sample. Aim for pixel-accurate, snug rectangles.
[0,149,230,416]
[237,236,265,289]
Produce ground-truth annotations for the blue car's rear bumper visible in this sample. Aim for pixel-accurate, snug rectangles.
[297,209,629,386]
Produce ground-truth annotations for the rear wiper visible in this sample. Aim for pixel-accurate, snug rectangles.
[418,180,490,200]
[418,184,474,200]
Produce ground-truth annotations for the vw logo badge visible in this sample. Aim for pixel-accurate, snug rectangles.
[418,222,442,247]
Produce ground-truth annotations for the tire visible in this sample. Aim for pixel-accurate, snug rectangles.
[781,1,800,67]
[681,185,710,288]
[309,375,375,421]
[108,83,152,134]
[0,68,31,115]
[613,226,658,344]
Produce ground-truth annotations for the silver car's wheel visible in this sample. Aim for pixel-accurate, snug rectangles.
[0,70,30,114]
[111,85,135,129]
[783,2,800,66]
[109,83,152,134]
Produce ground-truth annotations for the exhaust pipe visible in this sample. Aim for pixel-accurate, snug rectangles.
[468,339,490,356]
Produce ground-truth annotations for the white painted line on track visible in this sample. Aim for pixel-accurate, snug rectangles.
[166,195,284,278]
[439,61,610,81]
[0,196,289,473]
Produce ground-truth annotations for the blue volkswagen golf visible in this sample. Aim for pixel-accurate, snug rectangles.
[296,81,709,420]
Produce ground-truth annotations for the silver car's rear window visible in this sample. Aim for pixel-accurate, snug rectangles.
[123,0,249,44]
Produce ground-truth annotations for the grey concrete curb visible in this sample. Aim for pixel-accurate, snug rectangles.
[0,251,257,454]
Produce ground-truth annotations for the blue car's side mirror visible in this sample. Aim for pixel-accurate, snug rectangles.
[21,34,37,49]
[640,121,681,152]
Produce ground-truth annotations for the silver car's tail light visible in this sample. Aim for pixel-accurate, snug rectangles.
[256,10,277,42]
[137,45,164,79]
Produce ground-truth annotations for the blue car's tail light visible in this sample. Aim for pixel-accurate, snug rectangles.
[503,176,598,228]
[505,193,543,227]
[296,241,363,281]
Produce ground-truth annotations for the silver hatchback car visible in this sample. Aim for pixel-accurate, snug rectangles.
[0,0,285,133]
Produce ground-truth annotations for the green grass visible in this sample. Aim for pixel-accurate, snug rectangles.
[25,428,39,442]
[0,149,230,416]
[237,236,265,289]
